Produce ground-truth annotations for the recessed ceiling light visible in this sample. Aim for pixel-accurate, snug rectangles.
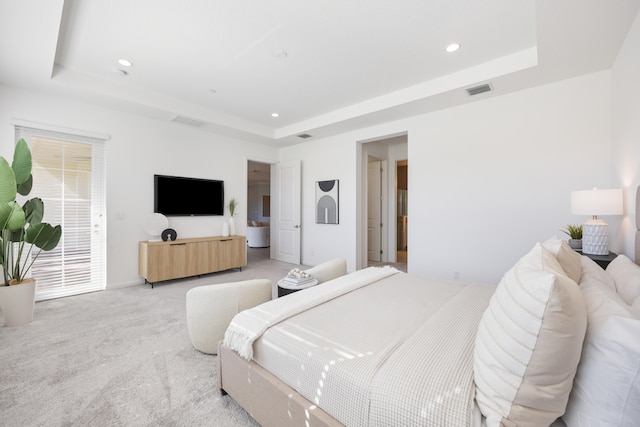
[445,43,461,53]
[271,113,280,118]
[118,59,133,67]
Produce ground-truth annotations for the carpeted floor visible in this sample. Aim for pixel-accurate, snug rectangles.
[0,248,298,427]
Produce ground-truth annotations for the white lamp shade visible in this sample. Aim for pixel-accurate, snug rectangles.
[571,189,623,216]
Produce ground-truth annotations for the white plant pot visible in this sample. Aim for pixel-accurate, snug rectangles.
[0,278,36,327]
[228,216,235,236]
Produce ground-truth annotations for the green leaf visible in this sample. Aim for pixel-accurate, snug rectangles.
[0,157,17,204]
[25,223,62,251]
[0,201,26,231]
[12,139,32,186]
[17,174,33,196]
[23,198,44,226]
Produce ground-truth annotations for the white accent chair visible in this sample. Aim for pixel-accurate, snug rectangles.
[246,225,270,248]
[186,279,272,354]
[305,258,347,284]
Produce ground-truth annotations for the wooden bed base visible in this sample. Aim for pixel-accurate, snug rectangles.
[217,342,344,427]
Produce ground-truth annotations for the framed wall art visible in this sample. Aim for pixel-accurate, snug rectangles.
[316,179,339,224]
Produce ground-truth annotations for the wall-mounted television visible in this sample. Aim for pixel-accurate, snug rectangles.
[154,175,224,216]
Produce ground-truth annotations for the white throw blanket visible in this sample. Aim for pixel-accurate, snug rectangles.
[223,266,399,360]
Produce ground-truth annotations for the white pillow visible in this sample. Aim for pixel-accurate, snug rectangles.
[543,236,582,284]
[606,254,640,305]
[562,269,640,427]
[581,255,616,290]
[474,243,587,427]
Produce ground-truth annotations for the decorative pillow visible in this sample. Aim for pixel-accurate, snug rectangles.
[474,243,587,427]
[581,254,616,290]
[606,254,640,305]
[543,236,582,284]
[562,267,640,427]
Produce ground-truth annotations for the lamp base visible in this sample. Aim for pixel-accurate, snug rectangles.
[582,219,609,255]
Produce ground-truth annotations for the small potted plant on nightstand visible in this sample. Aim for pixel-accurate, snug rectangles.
[562,224,583,250]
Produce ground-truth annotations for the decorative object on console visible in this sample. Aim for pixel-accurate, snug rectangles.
[228,217,235,236]
[228,198,237,235]
[562,224,583,250]
[571,188,622,255]
[315,179,339,224]
[222,222,230,237]
[144,213,168,241]
[161,228,177,241]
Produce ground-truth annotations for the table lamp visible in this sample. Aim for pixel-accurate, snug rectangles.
[571,188,623,255]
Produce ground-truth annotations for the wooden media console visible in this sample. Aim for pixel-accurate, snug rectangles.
[139,235,246,286]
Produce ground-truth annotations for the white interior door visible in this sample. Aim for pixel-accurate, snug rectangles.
[275,160,301,264]
[368,161,382,262]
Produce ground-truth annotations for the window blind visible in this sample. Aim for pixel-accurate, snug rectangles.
[14,124,107,301]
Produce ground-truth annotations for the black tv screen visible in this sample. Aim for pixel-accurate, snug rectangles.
[154,175,224,216]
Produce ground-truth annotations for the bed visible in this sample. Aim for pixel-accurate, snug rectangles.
[218,192,640,426]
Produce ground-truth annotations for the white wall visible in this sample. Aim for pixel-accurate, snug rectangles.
[1,58,626,288]
[281,71,614,283]
[612,10,640,259]
[279,137,359,269]
[0,85,278,288]
[408,71,612,283]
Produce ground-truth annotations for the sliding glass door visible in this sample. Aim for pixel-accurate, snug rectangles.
[15,125,107,300]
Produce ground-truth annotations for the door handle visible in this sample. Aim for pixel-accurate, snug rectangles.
[294,225,300,229]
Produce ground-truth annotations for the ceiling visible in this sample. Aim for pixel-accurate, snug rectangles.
[1,0,639,146]
[248,160,270,185]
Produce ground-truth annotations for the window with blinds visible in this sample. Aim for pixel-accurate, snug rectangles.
[15,124,107,301]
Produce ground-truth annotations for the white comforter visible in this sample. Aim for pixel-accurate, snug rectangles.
[227,269,496,426]
[224,266,400,359]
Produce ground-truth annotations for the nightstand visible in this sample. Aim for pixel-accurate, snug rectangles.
[577,251,618,269]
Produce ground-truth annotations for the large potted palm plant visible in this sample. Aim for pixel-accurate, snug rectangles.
[0,139,61,326]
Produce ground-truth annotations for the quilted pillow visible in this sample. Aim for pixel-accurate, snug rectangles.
[474,243,587,427]
[606,254,640,305]
[563,264,640,427]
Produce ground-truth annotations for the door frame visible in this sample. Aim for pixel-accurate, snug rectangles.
[246,157,276,257]
[357,132,407,270]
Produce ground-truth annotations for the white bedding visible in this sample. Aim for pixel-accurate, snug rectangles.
[250,272,496,426]
[224,266,400,359]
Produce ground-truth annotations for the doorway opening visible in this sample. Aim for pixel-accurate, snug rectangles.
[361,134,408,272]
[396,160,408,265]
[247,160,272,252]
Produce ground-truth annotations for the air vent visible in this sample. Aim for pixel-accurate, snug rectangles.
[465,83,492,96]
[170,115,206,127]
[297,133,312,139]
